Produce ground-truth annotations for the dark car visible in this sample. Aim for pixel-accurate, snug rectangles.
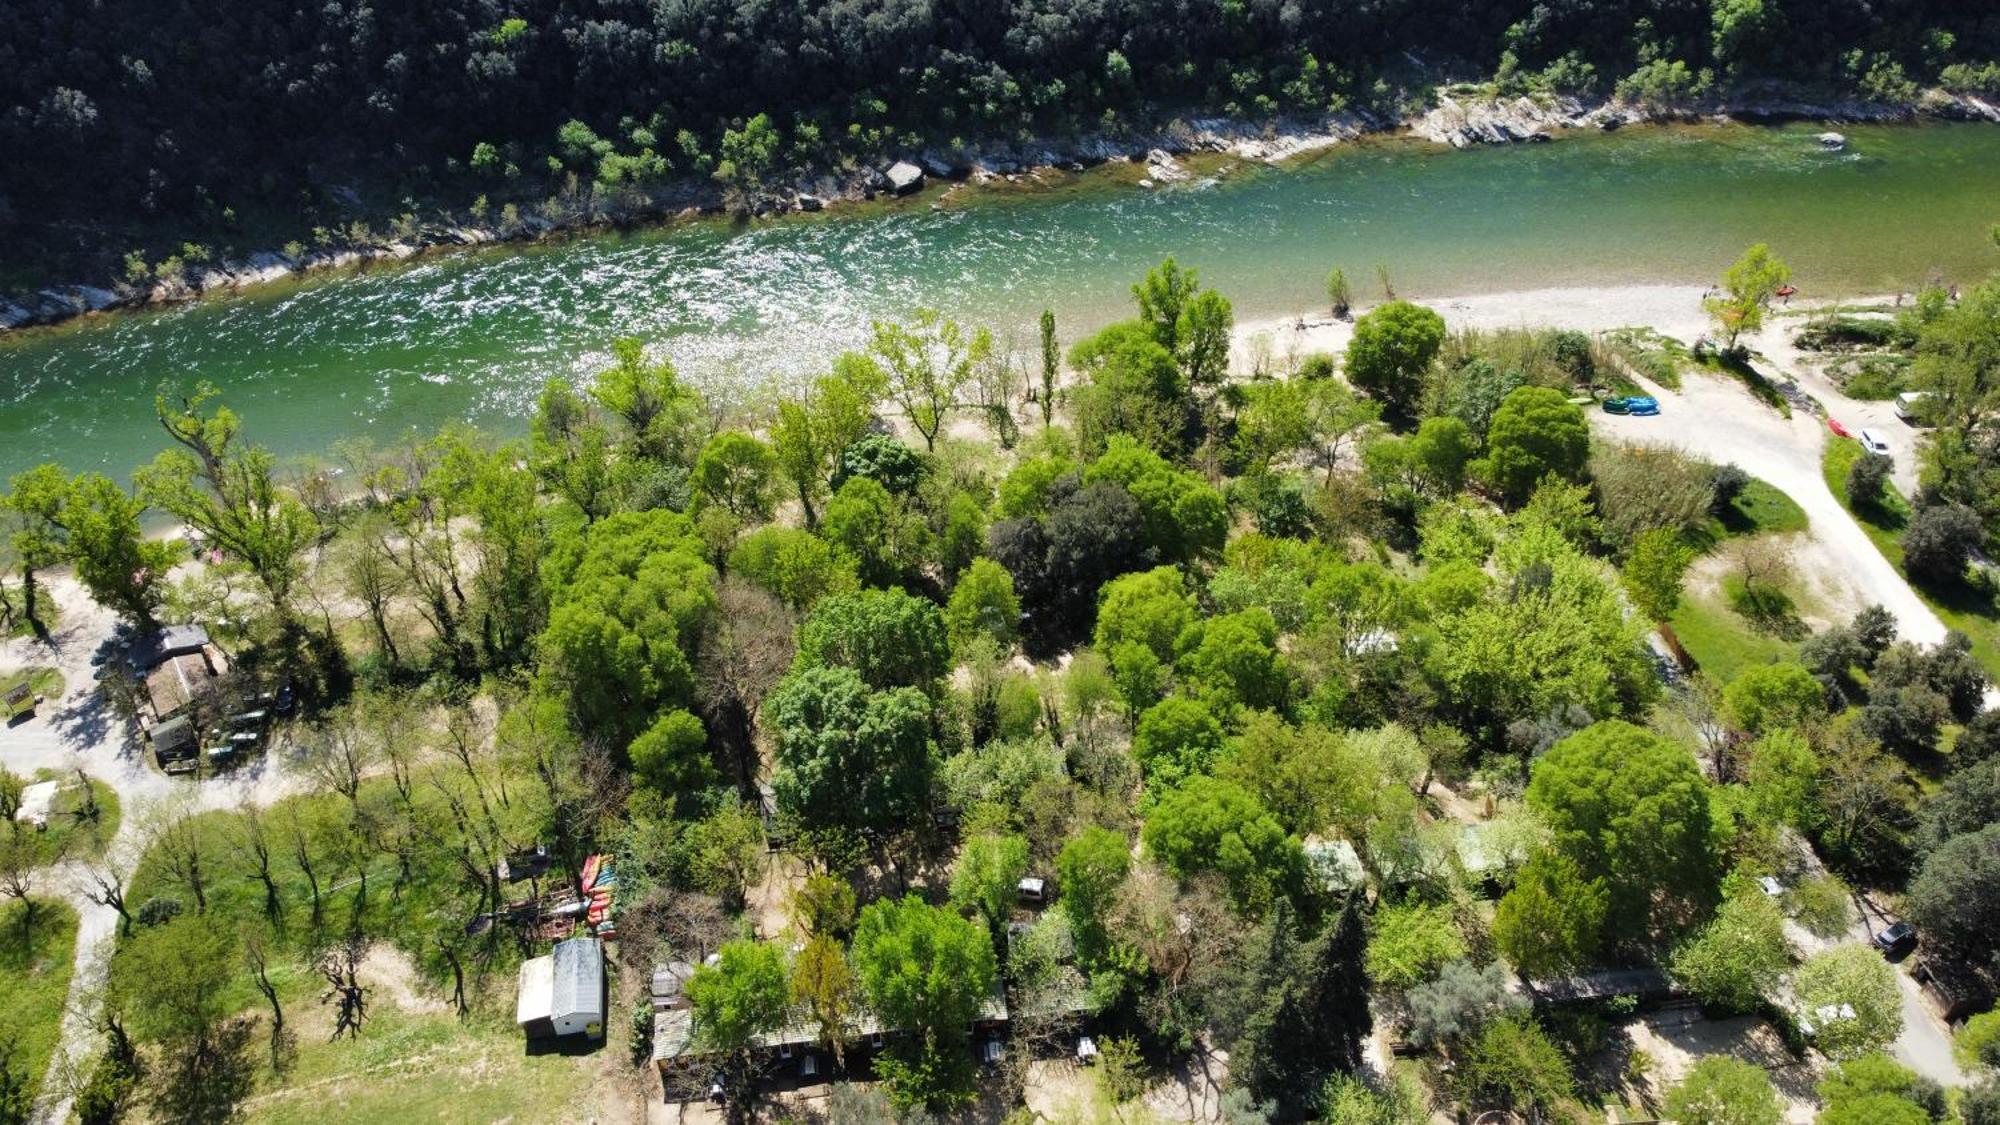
[1874,921,1917,957]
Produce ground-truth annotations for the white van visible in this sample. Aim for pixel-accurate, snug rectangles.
[1895,391,1933,425]
[1858,428,1892,456]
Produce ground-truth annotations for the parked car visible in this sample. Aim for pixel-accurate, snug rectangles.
[1602,396,1661,416]
[1895,391,1934,426]
[1858,428,1893,456]
[1874,921,1917,957]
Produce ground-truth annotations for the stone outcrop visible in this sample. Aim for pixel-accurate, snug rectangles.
[886,161,925,195]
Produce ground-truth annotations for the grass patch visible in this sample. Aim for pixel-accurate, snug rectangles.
[243,1006,612,1125]
[19,773,120,867]
[1702,350,1791,416]
[0,666,63,702]
[0,899,79,1107]
[1821,435,2000,678]
[1725,478,1809,537]
[1599,327,1686,392]
[1827,353,1911,400]
[1669,582,1801,684]
[1,593,61,640]
[1681,476,1808,555]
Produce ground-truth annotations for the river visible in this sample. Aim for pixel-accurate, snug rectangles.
[3,119,1998,481]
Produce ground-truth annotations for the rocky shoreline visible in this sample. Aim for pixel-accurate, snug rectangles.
[5,88,1996,335]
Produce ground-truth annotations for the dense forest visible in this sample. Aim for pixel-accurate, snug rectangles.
[4,0,2000,282]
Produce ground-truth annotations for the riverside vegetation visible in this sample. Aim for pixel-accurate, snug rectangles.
[7,249,2000,1122]
[7,0,2000,291]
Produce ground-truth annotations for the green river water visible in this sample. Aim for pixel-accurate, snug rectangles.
[3,119,1999,481]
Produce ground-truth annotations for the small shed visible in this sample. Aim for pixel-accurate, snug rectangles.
[127,625,211,673]
[517,937,606,1040]
[652,960,697,1011]
[149,714,197,764]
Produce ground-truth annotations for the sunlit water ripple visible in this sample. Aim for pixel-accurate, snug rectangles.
[4,120,2000,480]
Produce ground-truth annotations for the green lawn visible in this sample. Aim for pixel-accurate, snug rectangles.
[1678,476,1809,559]
[0,900,79,1108]
[1821,436,2000,678]
[1,666,63,712]
[23,772,120,867]
[1669,580,1803,684]
[244,1006,619,1125]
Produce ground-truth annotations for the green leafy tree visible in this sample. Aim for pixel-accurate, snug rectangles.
[822,476,929,588]
[1056,826,1130,965]
[794,587,949,690]
[1704,243,1792,349]
[1365,902,1467,990]
[686,939,792,1054]
[766,666,935,834]
[1177,607,1288,713]
[1795,945,1903,1059]
[944,558,1020,652]
[1,465,69,639]
[1668,891,1789,1013]
[1142,776,1304,916]
[869,308,993,451]
[60,473,178,628]
[590,336,705,467]
[1344,300,1446,423]
[1082,437,1228,561]
[1131,696,1227,791]
[1037,310,1060,428]
[1816,1054,1936,1125]
[690,431,778,521]
[1722,661,1824,735]
[136,382,318,612]
[629,709,716,806]
[1493,852,1608,976]
[1326,268,1352,317]
[1067,320,1189,457]
[792,934,858,1065]
[1475,386,1591,506]
[1907,822,2000,965]
[949,832,1029,940]
[729,526,857,609]
[850,896,997,1110]
[1132,257,1201,353]
[1455,1015,1574,1117]
[1526,720,1716,938]
[538,509,714,747]
[1624,527,1695,621]
[1664,1056,1783,1125]
[528,377,622,522]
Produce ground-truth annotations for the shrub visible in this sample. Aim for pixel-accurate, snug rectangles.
[135,895,183,926]
[1903,502,1980,587]
[1846,452,1891,510]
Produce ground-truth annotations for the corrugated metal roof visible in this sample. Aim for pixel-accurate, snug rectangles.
[551,937,604,1022]
[129,625,210,672]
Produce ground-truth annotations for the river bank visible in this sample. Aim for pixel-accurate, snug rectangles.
[5,86,1996,336]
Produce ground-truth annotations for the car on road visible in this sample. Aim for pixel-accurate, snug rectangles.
[1603,396,1660,416]
[1859,428,1893,456]
[1874,921,1918,957]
